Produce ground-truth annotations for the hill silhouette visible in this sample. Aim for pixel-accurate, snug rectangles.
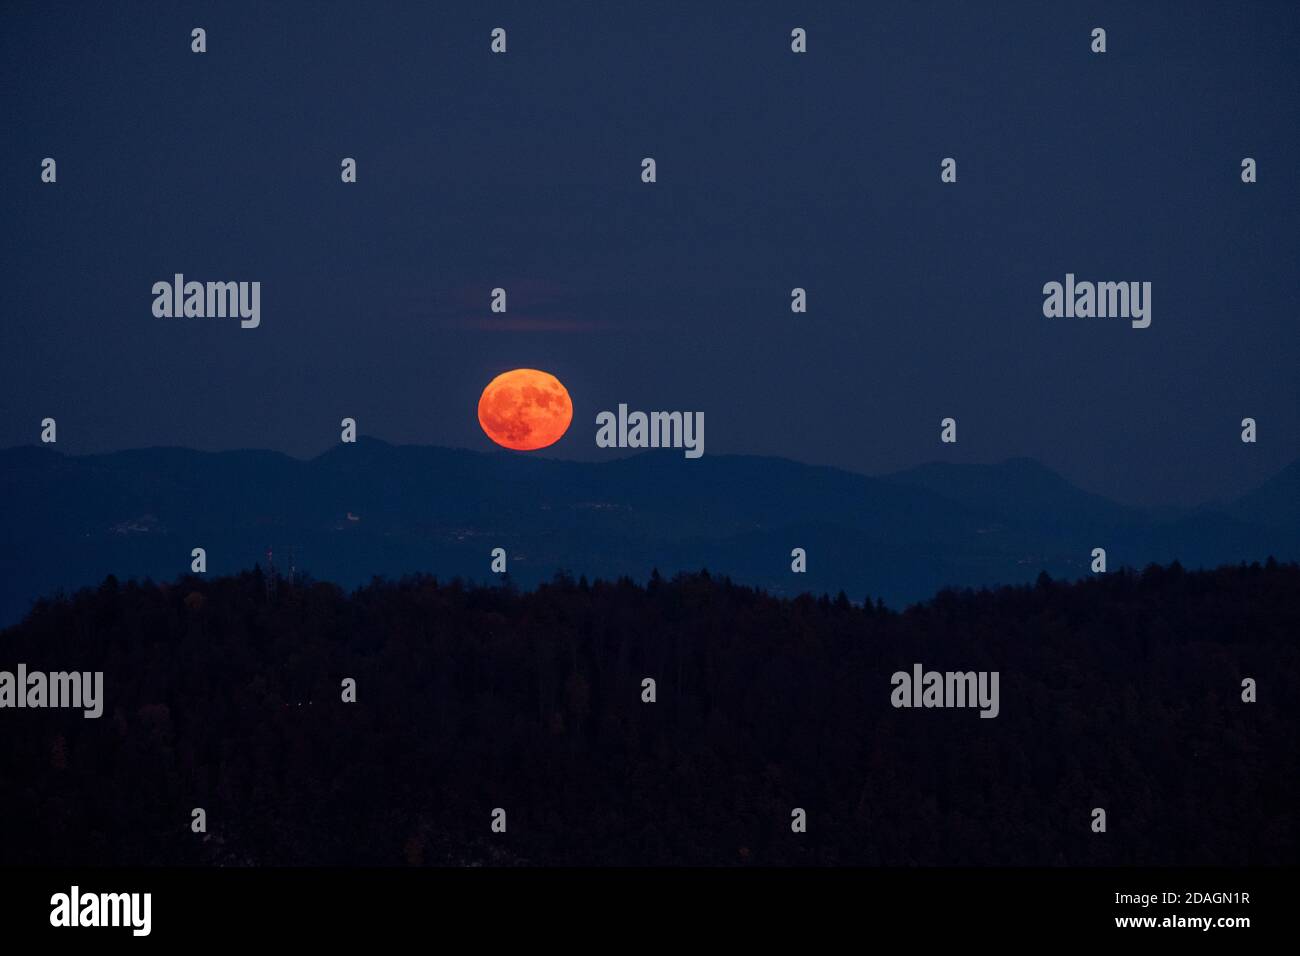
[1,441,1298,626]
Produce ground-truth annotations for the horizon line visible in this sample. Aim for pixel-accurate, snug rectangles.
[1,438,1294,514]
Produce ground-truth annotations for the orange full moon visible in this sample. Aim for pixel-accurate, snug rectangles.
[477,368,574,451]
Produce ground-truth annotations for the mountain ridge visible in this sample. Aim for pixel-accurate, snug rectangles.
[1,442,1296,627]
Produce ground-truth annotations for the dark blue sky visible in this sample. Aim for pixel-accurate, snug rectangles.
[2,1,1296,507]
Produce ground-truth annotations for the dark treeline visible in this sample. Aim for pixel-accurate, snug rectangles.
[0,562,1296,866]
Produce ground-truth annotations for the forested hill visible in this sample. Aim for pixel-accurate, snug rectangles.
[0,561,1296,866]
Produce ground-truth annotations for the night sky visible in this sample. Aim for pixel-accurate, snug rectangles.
[2,0,1296,507]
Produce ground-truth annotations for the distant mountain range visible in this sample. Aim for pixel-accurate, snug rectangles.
[1,440,1297,627]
